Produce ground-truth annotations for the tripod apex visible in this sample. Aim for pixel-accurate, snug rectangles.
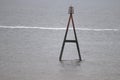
[68,6,74,14]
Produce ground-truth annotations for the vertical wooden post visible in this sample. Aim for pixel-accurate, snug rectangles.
[59,6,82,61]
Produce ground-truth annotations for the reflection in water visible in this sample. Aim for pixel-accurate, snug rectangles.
[59,60,81,71]
[58,60,84,80]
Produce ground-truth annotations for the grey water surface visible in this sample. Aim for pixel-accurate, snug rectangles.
[0,0,120,80]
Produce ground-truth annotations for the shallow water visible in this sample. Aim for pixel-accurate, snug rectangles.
[0,0,120,80]
[0,29,120,80]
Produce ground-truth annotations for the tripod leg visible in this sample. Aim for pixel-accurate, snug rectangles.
[71,14,82,61]
[59,15,71,61]
[76,41,82,61]
[59,41,65,61]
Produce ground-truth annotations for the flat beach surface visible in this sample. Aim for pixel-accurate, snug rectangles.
[0,0,120,80]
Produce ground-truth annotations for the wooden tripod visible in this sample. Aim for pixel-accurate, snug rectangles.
[59,6,82,61]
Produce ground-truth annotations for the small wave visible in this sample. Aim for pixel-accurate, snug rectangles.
[0,26,119,31]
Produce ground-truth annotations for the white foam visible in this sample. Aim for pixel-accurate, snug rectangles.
[0,26,119,31]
